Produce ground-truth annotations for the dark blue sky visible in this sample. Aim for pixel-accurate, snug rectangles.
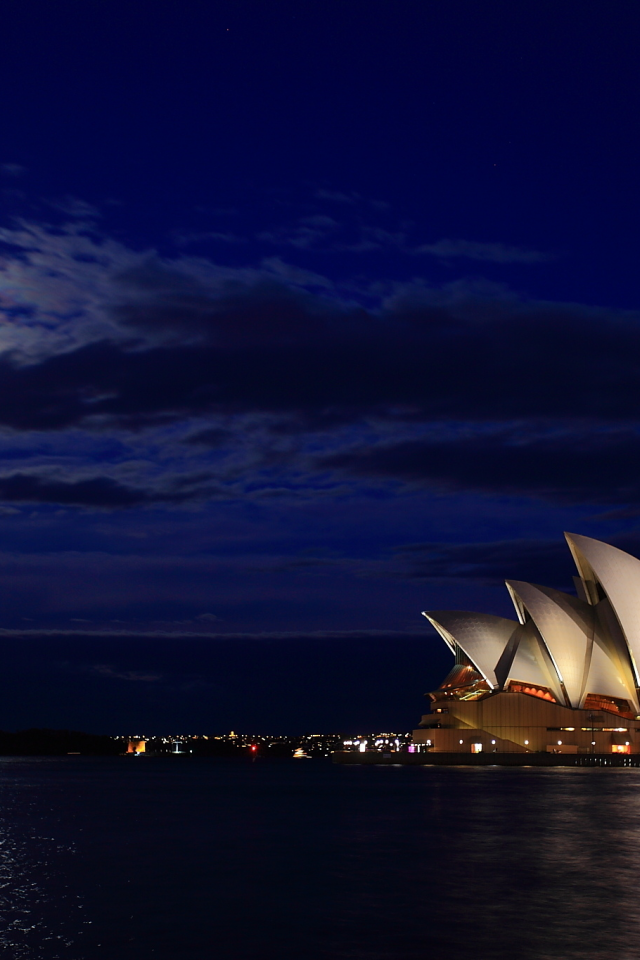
[1,1,639,732]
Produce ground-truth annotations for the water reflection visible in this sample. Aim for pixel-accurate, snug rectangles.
[0,759,83,958]
[327,767,640,960]
[426,769,640,959]
[1,759,640,959]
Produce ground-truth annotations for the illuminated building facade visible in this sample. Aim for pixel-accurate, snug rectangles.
[413,534,640,755]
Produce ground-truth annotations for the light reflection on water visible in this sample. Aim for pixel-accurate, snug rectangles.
[2,758,640,959]
[413,766,640,960]
[0,758,83,958]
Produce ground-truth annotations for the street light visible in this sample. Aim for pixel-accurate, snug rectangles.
[588,713,598,755]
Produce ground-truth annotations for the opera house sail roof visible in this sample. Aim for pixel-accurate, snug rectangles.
[422,533,640,718]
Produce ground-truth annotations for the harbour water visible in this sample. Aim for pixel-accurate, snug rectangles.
[1,756,640,959]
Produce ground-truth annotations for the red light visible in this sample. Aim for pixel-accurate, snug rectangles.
[250,745,257,752]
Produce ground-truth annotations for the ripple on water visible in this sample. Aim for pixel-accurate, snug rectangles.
[1,759,640,959]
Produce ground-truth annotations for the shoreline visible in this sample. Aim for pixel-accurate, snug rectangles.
[333,750,640,767]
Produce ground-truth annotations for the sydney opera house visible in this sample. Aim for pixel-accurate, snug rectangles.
[413,533,640,755]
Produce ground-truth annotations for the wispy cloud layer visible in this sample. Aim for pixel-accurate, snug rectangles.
[416,238,551,263]
[0,216,634,518]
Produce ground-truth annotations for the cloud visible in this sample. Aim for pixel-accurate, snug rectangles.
[258,217,405,254]
[0,472,183,508]
[184,427,235,447]
[1,163,26,177]
[314,189,360,203]
[1,268,638,439]
[0,219,639,512]
[0,626,426,640]
[91,663,162,682]
[257,217,339,249]
[318,428,640,507]
[391,537,577,588]
[416,238,550,263]
[173,230,244,246]
[46,196,101,218]
[390,531,640,591]
[261,257,333,288]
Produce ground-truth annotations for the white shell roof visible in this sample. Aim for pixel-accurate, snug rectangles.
[423,534,640,714]
[422,611,517,689]
[566,532,640,685]
[505,581,593,708]
[585,631,639,710]
[506,620,565,703]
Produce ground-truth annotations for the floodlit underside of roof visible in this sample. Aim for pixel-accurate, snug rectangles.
[505,620,565,704]
[586,633,639,709]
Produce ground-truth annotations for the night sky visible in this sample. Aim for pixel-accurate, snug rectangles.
[1,1,639,733]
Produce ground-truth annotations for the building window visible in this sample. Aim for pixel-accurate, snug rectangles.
[508,681,556,702]
[471,743,483,753]
[584,694,633,718]
[612,744,631,754]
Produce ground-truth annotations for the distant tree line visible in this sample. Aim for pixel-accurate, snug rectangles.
[0,728,126,755]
